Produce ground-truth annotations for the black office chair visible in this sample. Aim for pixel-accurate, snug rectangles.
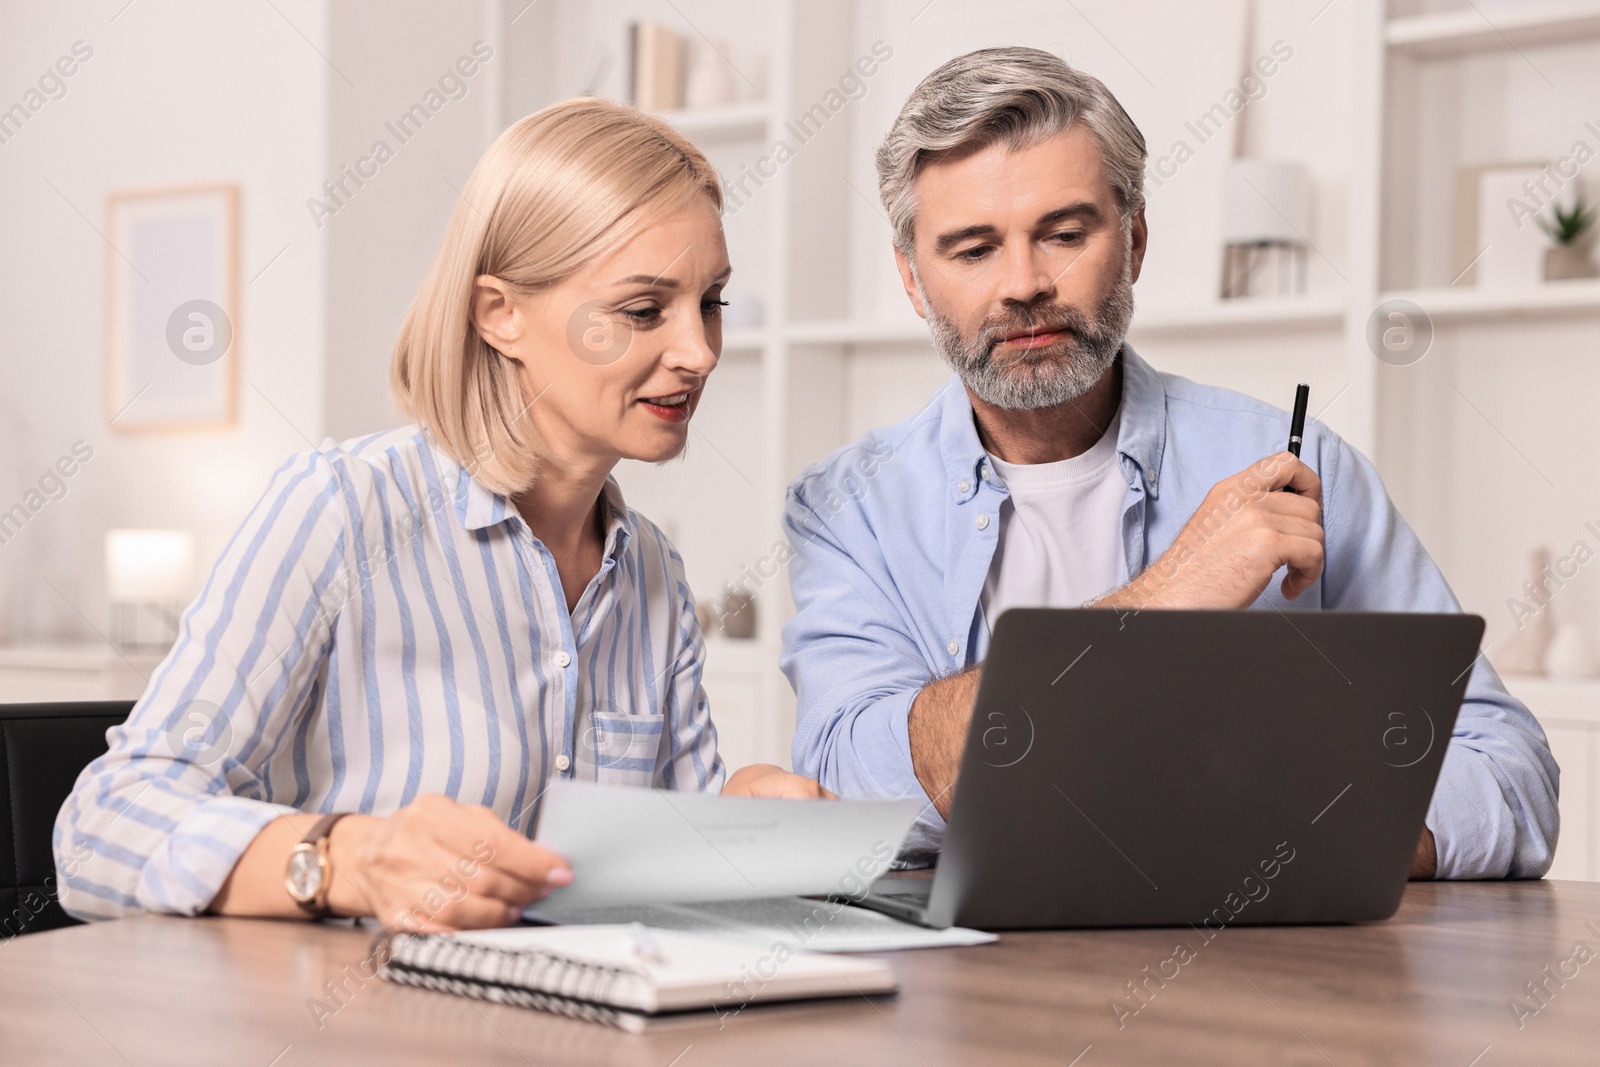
[1,700,132,938]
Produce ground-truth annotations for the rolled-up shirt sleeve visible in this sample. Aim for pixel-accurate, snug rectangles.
[1319,431,1560,879]
[53,450,351,919]
[780,481,945,858]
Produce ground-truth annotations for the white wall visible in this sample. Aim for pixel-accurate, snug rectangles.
[0,0,511,644]
[0,0,327,643]
[322,0,503,441]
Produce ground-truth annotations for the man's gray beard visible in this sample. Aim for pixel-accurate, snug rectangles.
[919,258,1135,411]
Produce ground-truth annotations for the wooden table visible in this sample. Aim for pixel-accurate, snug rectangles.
[5,881,1599,1065]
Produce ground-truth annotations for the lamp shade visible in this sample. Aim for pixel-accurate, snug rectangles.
[106,529,195,601]
[1222,159,1312,244]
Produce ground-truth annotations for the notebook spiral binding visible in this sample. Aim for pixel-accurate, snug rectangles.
[376,932,643,1029]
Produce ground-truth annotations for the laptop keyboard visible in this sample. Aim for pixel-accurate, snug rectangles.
[869,884,932,902]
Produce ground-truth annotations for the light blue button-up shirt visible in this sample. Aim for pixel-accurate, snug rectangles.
[781,343,1558,879]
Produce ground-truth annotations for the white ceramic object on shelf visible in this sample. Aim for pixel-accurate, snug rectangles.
[1545,623,1599,679]
[1543,553,1597,679]
[1499,547,1555,676]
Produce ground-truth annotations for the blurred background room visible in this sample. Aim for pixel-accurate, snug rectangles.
[2,0,1599,877]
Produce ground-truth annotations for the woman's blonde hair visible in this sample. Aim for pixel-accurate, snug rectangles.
[391,98,722,495]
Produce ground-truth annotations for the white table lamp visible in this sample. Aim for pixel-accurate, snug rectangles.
[106,529,195,649]
[1221,159,1312,299]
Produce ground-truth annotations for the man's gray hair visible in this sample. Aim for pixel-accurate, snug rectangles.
[876,47,1148,253]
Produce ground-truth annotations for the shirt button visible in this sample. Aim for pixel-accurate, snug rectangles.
[948,639,960,656]
[957,479,971,494]
[555,754,571,772]
[553,650,572,668]
[976,513,990,531]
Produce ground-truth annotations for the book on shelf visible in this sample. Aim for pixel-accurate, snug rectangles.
[628,21,685,112]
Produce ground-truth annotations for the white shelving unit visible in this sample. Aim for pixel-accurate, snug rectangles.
[785,317,927,347]
[1377,279,1600,322]
[1366,0,1600,880]
[1385,1,1600,57]
[720,327,769,352]
[0,644,165,704]
[788,297,1349,346]
[504,1,1600,875]
[656,100,773,140]
[1130,296,1348,335]
[1507,677,1600,881]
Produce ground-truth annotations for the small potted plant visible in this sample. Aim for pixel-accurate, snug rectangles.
[1538,193,1598,281]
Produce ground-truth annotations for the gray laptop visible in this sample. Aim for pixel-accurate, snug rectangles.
[855,608,1485,930]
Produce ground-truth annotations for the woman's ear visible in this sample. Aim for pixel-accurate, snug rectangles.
[471,274,521,359]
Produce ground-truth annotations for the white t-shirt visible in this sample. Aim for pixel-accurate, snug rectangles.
[979,407,1127,632]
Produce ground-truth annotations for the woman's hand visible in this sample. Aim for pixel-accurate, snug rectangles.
[722,763,838,800]
[327,794,573,932]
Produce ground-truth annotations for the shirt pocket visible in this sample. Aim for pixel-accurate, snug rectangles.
[586,710,665,788]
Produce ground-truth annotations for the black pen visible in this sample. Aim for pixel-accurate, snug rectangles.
[1287,383,1309,457]
[1281,383,1309,493]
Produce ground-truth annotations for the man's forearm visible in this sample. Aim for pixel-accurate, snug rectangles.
[1410,827,1437,879]
[907,667,982,819]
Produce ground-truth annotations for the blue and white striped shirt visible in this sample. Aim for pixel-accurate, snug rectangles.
[55,427,725,920]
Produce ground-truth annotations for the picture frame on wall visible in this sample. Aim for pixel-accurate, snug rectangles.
[104,183,240,432]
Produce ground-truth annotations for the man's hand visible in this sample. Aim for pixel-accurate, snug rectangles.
[329,794,573,932]
[723,764,838,799]
[1099,451,1323,611]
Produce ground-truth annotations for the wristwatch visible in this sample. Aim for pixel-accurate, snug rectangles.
[284,812,349,918]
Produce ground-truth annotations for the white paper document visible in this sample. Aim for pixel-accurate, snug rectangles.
[528,896,998,953]
[530,780,923,916]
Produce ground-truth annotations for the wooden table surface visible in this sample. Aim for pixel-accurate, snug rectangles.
[4,881,1599,1066]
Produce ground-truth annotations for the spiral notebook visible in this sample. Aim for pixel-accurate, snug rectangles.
[377,923,897,1032]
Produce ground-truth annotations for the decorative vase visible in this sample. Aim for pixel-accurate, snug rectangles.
[1545,624,1599,679]
[1543,242,1599,281]
[720,592,757,640]
[1498,548,1555,675]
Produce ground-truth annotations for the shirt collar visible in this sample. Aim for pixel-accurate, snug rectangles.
[447,448,633,557]
[937,341,1169,500]
[1116,342,1169,496]
[452,456,511,531]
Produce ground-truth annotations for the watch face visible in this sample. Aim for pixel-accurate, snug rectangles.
[286,846,323,902]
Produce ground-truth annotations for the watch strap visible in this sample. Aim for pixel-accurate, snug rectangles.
[300,811,348,846]
[292,812,350,918]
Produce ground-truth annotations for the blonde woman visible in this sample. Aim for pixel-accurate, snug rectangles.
[55,99,827,932]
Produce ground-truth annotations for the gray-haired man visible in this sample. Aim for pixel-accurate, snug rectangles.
[780,47,1558,879]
